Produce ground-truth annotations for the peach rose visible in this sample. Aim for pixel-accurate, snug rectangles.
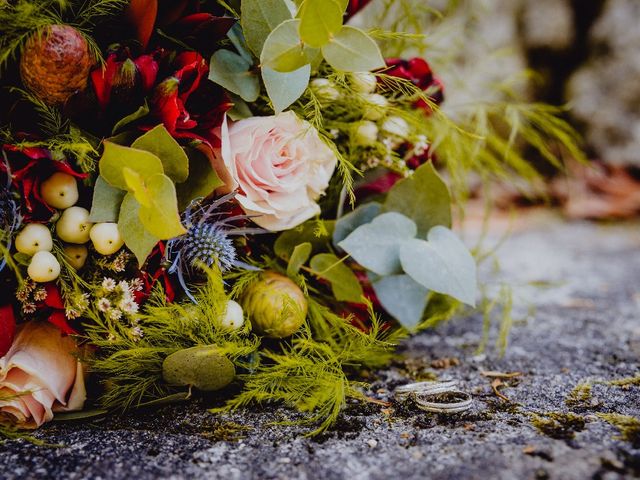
[0,322,86,429]
[220,112,338,231]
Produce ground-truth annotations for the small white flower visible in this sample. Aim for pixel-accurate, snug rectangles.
[119,298,139,315]
[102,278,117,292]
[97,298,111,312]
[109,308,123,321]
[117,280,131,294]
[131,326,144,341]
[129,278,144,292]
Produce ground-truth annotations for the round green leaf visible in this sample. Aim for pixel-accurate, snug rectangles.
[298,0,343,48]
[208,49,260,102]
[131,124,190,184]
[241,0,292,57]
[99,141,164,190]
[118,193,160,266]
[261,19,319,72]
[321,26,385,72]
[138,174,187,240]
[262,64,311,113]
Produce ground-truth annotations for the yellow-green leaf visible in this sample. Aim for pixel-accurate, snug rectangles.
[321,26,385,72]
[261,19,319,72]
[138,174,187,239]
[122,167,152,208]
[99,141,164,190]
[131,124,189,183]
[119,193,160,266]
[298,0,343,48]
[310,253,364,303]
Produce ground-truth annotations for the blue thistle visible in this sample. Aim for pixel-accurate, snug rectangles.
[182,223,237,272]
[166,192,263,303]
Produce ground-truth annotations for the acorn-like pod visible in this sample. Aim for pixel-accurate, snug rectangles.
[20,25,92,105]
[242,272,307,339]
[162,345,235,392]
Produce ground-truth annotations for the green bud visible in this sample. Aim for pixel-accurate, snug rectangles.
[242,272,308,338]
[162,345,235,391]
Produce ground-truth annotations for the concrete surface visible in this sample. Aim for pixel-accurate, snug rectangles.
[1,215,639,479]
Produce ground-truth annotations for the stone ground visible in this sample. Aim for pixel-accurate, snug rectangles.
[1,212,639,480]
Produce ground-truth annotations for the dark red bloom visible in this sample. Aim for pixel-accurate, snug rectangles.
[169,13,236,54]
[149,52,232,148]
[41,283,77,335]
[0,304,16,357]
[386,57,444,111]
[346,0,372,19]
[1,145,87,222]
[91,50,159,109]
[135,242,175,304]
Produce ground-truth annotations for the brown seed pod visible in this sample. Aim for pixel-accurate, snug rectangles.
[19,25,92,106]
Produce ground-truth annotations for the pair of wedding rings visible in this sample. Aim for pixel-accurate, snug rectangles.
[394,380,473,414]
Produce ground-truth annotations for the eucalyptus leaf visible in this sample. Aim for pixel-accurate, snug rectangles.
[298,0,343,48]
[310,253,364,303]
[400,226,477,307]
[122,167,152,208]
[371,274,429,330]
[209,49,260,102]
[287,242,312,277]
[261,19,319,72]
[382,162,452,237]
[111,103,150,135]
[227,23,253,63]
[241,0,292,57]
[131,124,190,183]
[333,202,381,246]
[119,193,160,266]
[89,176,126,223]
[274,220,334,260]
[337,212,417,276]
[321,26,385,72]
[99,141,164,190]
[262,64,310,113]
[138,174,188,240]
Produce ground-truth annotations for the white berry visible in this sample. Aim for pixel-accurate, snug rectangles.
[381,116,411,140]
[27,251,61,283]
[351,72,377,94]
[353,121,379,146]
[63,244,88,269]
[362,93,388,121]
[15,224,53,256]
[89,223,124,255]
[220,300,244,330]
[56,206,93,244]
[40,172,79,209]
[310,78,340,104]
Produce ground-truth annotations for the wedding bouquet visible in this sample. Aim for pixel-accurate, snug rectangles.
[0,0,582,435]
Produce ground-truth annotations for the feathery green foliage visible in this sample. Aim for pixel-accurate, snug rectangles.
[83,268,259,410]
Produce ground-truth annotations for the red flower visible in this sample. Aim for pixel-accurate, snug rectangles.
[1,145,87,222]
[346,0,372,19]
[91,50,159,109]
[134,242,175,304]
[0,305,16,357]
[150,52,232,148]
[386,57,444,111]
[41,283,77,335]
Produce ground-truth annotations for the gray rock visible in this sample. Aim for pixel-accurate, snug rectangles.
[1,218,639,479]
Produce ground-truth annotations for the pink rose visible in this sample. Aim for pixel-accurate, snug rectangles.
[220,112,338,231]
[0,322,86,429]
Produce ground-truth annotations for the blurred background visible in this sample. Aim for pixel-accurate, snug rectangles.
[355,0,640,220]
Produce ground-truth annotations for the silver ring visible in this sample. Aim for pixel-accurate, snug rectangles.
[414,391,473,413]
[394,380,473,414]
[394,380,458,400]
